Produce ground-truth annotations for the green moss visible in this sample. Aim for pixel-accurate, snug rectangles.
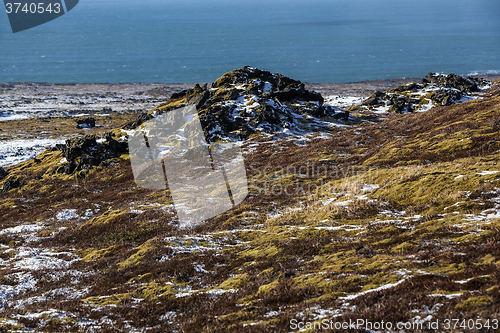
[0,318,23,331]
[391,241,419,253]
[217,274,249,290]
[99,175,113,182]
[118,239,157,269]
[6,150,62,176]
[430,289,469,296]
[37,184,53,193]
[82,293,131,306]
[450,233,485,244]
[238,245,279,259]
[152,97,188,114]
[394,159,422,166]
[256,279,281,296]
[378,226,401,235]
[486,286,498,293]
[81,209,128,228]
[136,281,175,299]
[0,249,16,260]
[127,273,153,284]
[427,261,466,275]
[258,268,274,277]
[360,273,402,292]
[35,229,58,237]
[454,296,490,310]
[292,273,336,292]
[477,254,496,265]
[218,308,258,322]
[75,245,120,262]
[0,199,16,210]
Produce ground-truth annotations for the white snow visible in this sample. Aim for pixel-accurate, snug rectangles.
[361,183,380,192]
[0,223,44,237]
[427,292,463,299]
[56,209,79,220]
[11,248,79,270]
[477,170,499,176]
[339,279,406,301]
[324,95,366,108]
[0,139,63,167]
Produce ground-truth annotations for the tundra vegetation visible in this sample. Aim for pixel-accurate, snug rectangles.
[0,68,499,332]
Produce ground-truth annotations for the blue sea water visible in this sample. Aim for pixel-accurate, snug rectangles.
[0,0,499,83]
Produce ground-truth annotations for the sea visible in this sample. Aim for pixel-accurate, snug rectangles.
[0,0,499,84]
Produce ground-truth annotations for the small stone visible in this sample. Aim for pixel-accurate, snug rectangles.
[76,117,96,129]
[3,176,21,192]
[0,167,9,180]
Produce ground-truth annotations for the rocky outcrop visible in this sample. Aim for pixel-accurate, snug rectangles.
[422,73,481,93]
[76,117,96,129]
[125,66,337,142]
[359,73,489,113]
[361,91,388,106]
[2,176,21,192]
[55,132,128,175]
[430,89,462,106]
[0,167,9,180]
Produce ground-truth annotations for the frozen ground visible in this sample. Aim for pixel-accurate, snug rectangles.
[0,139,63,168]
[0,82,190,121]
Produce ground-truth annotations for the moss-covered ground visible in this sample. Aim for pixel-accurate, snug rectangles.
[0,84,499,332]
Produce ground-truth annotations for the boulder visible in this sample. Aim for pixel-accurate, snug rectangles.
[423,73,478,93]
[388,95,420,113]
[360,73,481,113]
[55,132,128,175]
[431,89,462,106]
[0,167,9,180]
[76,117,96,129]
[3,176,21,192]
[362,91,388,106]
[126,66,328,142]
[389,82,424,93]
[332,110,350,121]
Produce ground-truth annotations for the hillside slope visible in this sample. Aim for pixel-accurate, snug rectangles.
[0,69,499,332]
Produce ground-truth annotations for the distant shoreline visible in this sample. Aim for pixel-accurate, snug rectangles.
[2,74,499,97]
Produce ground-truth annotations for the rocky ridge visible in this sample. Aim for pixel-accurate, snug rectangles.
[356,73,489,113]
[125,66,347,143]
[51,69,493,177]
[54,133,128,176]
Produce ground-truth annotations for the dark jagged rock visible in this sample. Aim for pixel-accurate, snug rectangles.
[388,94,420,113]
[431,89,462,106]
[76,117,96,129]
[55,132,128,175]
[332,110,350,121]
[3,176,21,192]
[126,66,331,142]
[124,112,154,130]
[390,82,425,93]
[0,167,9,180]
[362,91,388,106]
[423,73,478,93]
[357,73,489,113]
